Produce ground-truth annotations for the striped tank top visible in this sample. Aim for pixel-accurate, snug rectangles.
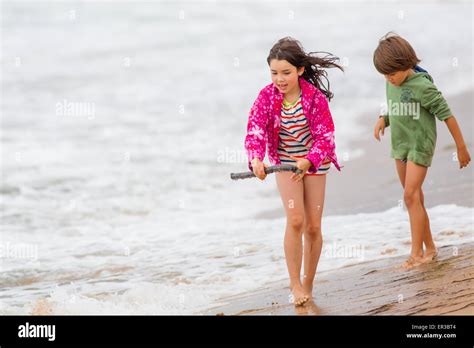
[277,93,331,175]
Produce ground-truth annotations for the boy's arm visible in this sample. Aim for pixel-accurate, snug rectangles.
[420,82,470,168]
[374,116,387,141]
[445,116,466,149]
[382,82,390,127]
[420,83,452,121]
[444,116,471,168]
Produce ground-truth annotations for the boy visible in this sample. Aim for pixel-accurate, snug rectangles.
[373,32,471,269]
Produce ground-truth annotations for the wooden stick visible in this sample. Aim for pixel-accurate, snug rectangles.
[230,165,303,180]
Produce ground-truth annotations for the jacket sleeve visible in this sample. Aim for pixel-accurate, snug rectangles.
[420,82,453,121]
[244,89,269,172]
[305,93,336,172]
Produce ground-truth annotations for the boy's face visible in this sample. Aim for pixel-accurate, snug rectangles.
[269,59,304,95]
[384,68,414,86]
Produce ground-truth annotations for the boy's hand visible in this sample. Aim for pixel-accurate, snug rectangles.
[251,158,268,180]
[289,156,312,182]
[374,117,386,141]
[457,145,471,169]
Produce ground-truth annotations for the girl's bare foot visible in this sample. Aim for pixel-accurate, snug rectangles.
[290,283,309,306]
[401,255,423,270]
[422,249,438,263]
[305,300,322,315]
[302,281,313,301]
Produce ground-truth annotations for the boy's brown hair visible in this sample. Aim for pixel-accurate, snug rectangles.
[373,32,421,74]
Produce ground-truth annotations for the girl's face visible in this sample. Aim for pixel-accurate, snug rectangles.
[384,68,414,86]
[269,59,304,95]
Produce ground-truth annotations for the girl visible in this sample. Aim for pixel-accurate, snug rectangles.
[244,37,343,306]
[373,33,471,270]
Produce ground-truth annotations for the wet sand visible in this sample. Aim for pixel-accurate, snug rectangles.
[205,242,473,315]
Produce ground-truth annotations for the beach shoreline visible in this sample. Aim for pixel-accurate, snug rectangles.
[204,242,473,315]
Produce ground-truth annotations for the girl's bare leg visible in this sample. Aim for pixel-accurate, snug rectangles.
[301,174,326,300]
[395,160,437,263]
[275,171,309,306]
[397,160,429,269]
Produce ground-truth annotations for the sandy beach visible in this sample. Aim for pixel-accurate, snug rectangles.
[206,88,473,315]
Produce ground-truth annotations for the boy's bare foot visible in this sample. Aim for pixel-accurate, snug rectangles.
[290,283,309,306]
[400,255,423,270]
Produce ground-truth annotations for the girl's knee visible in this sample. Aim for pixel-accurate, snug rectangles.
[304,224,322,241]
[287,214,304,232]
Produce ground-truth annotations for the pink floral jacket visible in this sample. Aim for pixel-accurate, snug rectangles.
[244,77,342,174]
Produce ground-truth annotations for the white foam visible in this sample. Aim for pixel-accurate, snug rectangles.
[1,203,472,314]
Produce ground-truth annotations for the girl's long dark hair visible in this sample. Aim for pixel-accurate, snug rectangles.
[267,37,343,101]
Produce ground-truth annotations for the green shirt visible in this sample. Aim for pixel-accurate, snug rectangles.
[382,72,452,167]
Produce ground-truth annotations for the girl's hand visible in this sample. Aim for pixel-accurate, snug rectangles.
[457,145,471,169]
[251,158,269,180]
[374,117,386,141]
[289,156,312,182]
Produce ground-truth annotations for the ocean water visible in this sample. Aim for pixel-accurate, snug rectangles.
[0,0,472,314]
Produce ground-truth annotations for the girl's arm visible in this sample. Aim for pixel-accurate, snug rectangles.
[444,116,471,168]
[244,89,269,171]
[305,93,337,171]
